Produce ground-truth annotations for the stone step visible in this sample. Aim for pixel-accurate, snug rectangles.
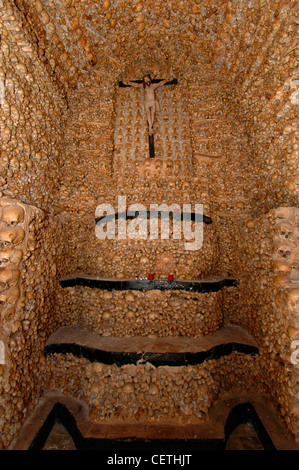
[11,392,297,450]
[44,324,258,366]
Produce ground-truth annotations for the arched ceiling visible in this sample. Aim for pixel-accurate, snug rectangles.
[16,0,289,87]
[9,0,293,101]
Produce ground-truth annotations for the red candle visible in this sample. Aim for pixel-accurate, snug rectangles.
[148,273,154,280]
[168,273,174,281]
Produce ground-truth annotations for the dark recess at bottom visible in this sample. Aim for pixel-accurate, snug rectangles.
[28,401,275,451]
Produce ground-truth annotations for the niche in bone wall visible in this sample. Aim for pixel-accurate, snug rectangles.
[113,76,193,179]
[0,198,42,367]
[273,207,299,287]
[273,207,299,373]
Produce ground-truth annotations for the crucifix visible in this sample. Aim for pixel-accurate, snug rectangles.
[119,75,177,158]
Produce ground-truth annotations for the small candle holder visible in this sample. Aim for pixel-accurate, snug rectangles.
[148,273,154,280]
[168,273,174,281]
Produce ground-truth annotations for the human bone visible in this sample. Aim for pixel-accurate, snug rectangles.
[287,289,299,315]
[274,242,293,260]
[0,0,299,451]
[0,205,25,226]
[0,287,20,307]
[274,220,296,245]
[0,227,25,249]
[0,269,20,292]
[0,249,23,268]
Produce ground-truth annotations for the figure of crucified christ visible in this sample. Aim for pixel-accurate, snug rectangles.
[123,74,172,137]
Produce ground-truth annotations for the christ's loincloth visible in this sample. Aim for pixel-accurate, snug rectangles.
[145,99,160,112]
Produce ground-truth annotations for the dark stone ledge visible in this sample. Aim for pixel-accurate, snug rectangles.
[27,401,276,450]
[44,341,258,367]
[44,325,258,367]
[59,275,238,292]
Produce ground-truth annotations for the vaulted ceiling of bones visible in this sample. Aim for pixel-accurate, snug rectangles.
[15,0,297,90]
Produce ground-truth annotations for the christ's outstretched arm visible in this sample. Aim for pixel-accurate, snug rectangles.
[123,80,143,88]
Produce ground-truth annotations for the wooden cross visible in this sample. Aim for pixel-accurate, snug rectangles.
[119,78,178,158]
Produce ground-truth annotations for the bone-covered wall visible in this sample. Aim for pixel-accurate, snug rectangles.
[0,0,74,448]
[214,1,298,212]
[0,0,298,449]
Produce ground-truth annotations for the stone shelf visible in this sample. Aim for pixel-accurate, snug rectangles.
[44,324,259,367]
[95,210,213,225]
[59,275,238,292]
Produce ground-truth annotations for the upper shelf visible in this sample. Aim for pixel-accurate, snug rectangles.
[59,275,238,292]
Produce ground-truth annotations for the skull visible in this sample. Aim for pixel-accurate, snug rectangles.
[0,227,25,249]
[1,306,15,324]
[0,286,20,307]
[165,159,173,173]
[273,260,291,274]
[274,207,295,221]
[0,269,20,293]
[0,249,23,268]
[154,159,163,171]
[143,158,154,177]
[275,220,296,244]
[287,288,299,314]
[144,158,152,168]
[0,204,24,226]
[274,242,293,260]
[173,161,181,175]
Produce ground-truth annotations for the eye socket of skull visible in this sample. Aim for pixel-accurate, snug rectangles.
[277,248,291,258]
[0,239,11,249]
[0,255,9,267]
[2,306,15,322]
